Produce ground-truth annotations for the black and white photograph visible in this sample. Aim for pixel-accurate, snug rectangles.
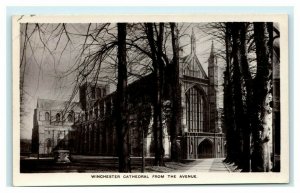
[13,14,289,186]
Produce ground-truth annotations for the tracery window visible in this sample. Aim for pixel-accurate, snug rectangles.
[185,86,207,132]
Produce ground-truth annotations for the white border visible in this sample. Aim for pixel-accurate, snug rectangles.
[12,14,289,186]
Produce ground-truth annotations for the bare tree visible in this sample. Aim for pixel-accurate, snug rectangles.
[144,23,165,166]
[206,22,279,172]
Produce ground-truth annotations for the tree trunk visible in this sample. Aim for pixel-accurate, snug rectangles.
[145,23,165,166]
[251,22,272,172]
[238,23,252,172]
[223,23,235,164]
[170,23,181,161]
[155,23,165,166]
[116,23,130,172]
[230,23,245,168]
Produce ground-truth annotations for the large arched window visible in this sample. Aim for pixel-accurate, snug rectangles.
[185,86,207,132]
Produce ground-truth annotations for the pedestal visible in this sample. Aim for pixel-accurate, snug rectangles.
[54,150,71,163]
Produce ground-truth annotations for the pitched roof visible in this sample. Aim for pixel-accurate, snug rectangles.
[181,53,208,79]
[180,30,208,80]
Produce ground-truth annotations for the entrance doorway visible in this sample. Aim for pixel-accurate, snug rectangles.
[197,139,213,158]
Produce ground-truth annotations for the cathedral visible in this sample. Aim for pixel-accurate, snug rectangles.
[31,31,225,159]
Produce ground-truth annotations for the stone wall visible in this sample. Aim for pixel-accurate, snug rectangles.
[74,75,171,157]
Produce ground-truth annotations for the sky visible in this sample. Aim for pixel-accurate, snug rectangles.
[20,22,223,139]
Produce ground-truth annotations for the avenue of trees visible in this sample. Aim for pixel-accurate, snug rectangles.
[205,22,280,172]
[20,21,280,172]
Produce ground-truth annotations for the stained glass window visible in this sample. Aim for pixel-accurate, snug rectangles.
[185,86,207,132]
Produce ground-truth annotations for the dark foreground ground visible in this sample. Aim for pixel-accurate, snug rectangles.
[20,155,232,173]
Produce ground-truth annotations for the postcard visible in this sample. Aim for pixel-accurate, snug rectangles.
[13,14,289,186]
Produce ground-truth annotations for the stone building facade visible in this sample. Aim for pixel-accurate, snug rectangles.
[31,32,225,159]
[180,35,225,159]
[31,99,82,155]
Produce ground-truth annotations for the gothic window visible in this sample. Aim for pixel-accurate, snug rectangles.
[45,112,50,121]
[56,113,60,122]
[85,112,88,121]
[46,138,52,148]
[89,110,93,120]
[91,86,96,99]
[96,88,101,98]
[100,102,104,117]
[67,113,73,122]
[185,86,207,132]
